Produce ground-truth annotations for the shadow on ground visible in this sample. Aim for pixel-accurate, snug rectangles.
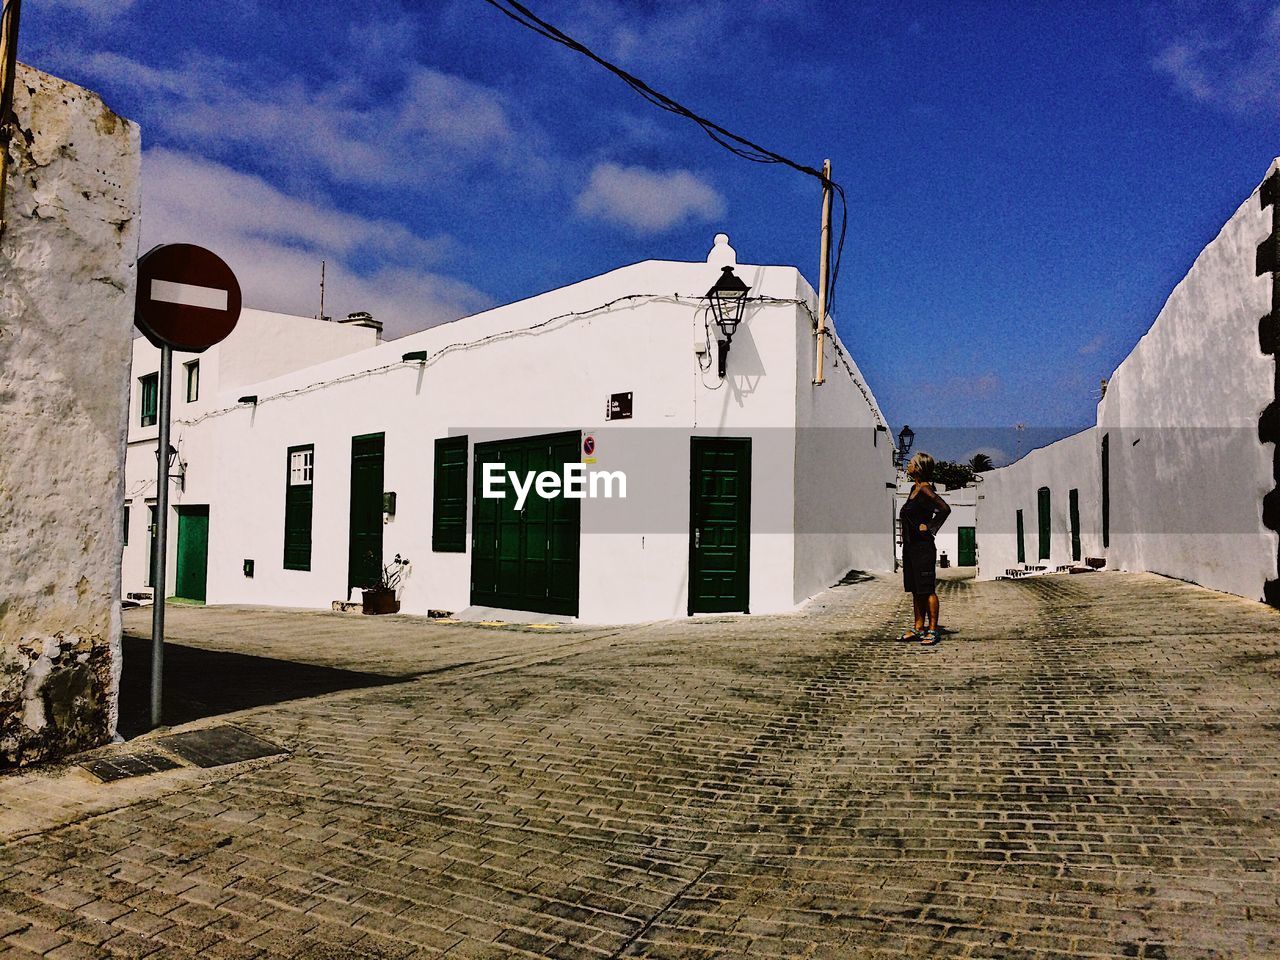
[118,634,400,738]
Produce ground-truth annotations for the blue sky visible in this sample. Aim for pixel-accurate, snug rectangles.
[27,0,1280,464]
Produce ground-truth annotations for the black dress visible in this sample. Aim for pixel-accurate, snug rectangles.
[900,484,951,595]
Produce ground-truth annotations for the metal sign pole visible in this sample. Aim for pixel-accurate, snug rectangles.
[150,343,173,728]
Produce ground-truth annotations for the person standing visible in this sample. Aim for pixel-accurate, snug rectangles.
[899,452,951,646]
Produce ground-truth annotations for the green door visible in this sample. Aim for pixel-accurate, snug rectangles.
[175,506,209,601]
[957,526,976,566]
[348,433,385,593]
[1037,486,1051,560]
[1069,488,1081,561]
[1016,509,1025,564]
[689,437,751,614]
[471,431,580,616]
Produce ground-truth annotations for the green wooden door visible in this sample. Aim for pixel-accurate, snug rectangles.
[471,431,580,616]
[689,437,752,614]
[1037,486,1051,560]
[348,433,385,593]
[957,526,976,566]
[1069,488,1081,561]
[175,506,209,601]
[1016,509,1025,564]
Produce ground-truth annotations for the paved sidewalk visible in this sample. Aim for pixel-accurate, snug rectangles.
[2,572,1279,958]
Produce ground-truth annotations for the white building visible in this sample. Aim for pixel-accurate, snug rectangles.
[977,157,1280,600]
[121,236,897,622]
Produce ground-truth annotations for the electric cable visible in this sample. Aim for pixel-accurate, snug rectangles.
[479,0,850,322]
[172,293,883,429]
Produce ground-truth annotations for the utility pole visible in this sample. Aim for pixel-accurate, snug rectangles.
[150,345,172,728]
[0,0,23,238]
[319,259,326,321]
[813,158,833,385]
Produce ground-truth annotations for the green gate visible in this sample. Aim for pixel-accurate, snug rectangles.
[688,437,752,614]
[348,433,385,593]
[471,431,580,616]
[957,526,976,566]
[175,506,209,601]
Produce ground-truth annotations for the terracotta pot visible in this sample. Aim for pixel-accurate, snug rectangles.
[361,587,400,615]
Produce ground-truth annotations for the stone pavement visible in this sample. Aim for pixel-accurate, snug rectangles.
[2,571,1279,959]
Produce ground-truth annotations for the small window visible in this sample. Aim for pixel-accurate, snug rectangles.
[139,373,158,427]
[284,445,314,571]
[289,448,314,486]
[432,436,469,552]
[185,360,200,403]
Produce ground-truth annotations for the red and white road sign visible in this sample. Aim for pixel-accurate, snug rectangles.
[134,244,242,352]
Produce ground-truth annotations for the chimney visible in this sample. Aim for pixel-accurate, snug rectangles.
[342,310,382,342]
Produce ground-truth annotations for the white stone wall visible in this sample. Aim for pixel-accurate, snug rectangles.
[975,428,1102,580]
[0,66,140,765]
[792,274,896,603]
[977,157,1280,600]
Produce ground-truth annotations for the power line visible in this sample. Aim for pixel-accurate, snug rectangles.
[479,0,850,320]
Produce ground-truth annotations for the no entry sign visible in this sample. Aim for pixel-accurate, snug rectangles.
[134,244,242,352]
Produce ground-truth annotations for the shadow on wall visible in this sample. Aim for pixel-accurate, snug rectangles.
[116,634,399,738]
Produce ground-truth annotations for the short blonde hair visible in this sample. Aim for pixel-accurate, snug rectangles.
[906,452,934,482]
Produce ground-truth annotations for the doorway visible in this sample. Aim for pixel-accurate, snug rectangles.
[348,433,385,593]
[688,437,752,614]
[175,506,209,601]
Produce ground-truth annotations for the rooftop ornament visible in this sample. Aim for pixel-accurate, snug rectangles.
[706,265,750,379]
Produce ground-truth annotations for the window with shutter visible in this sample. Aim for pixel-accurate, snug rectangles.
[432,435,468,552]
[284,445,314,571]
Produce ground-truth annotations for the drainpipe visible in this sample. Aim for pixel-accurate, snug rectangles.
[813,158,832,385]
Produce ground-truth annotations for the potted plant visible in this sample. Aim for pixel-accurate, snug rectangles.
[362,554,409,615]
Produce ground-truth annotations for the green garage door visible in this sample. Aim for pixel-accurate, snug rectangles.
[471,431,580,616]
[688,437,752,614]
[175,505,209,602]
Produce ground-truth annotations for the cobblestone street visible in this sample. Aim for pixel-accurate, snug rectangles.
[2,571,1279,959]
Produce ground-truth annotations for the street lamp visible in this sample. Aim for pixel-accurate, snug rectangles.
[155,443,185,491]
[895,424,914,468]
[706,265,749,379]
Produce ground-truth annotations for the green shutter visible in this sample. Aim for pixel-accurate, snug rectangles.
[1016,509,1025,564]
[1037,487,1051,560]
[432,435,468,552]
[284,444,314,570]
[140,374,158,427]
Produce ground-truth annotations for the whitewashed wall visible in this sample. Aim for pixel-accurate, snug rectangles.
[147,241,891,622]
[978,157,1280,600]
[792,271,895,603]
[976,428,1101,580]
[0,66,139,765]
[121,310,377,596]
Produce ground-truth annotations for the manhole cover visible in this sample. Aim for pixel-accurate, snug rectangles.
[81,752,183,783]
[157,725,287,768]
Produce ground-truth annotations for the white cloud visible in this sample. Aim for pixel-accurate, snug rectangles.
[576,162,725,234]
[141,149,491,339]
[80,53,545,189]
[1152,2,1280,112]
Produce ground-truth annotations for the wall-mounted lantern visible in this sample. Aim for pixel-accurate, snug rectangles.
[706,265,750,379]
[894,424,915,468]
[154,443,185,491]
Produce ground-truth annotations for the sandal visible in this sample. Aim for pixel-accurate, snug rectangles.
[899,627,925,641]
[919,629,941,646]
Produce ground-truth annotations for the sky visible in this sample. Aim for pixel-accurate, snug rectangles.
[25,0,1280,465]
